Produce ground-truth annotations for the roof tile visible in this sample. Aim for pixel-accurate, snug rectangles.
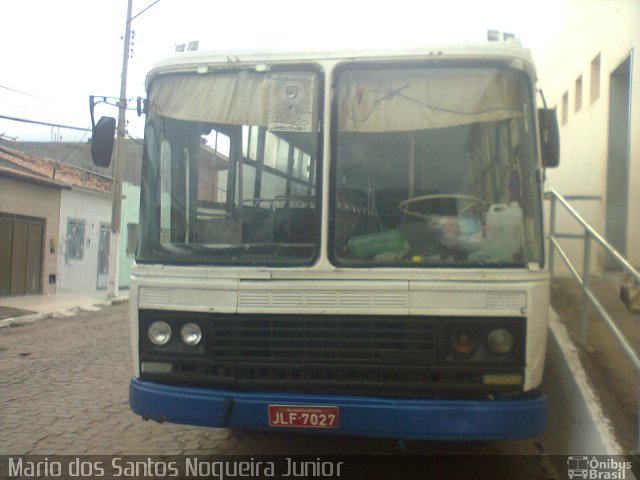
[0,146,112,192]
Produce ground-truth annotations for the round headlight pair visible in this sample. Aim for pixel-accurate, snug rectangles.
[148,321,202,346]
[450,327,514,356]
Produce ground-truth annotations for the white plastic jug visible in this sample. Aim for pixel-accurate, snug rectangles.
[485,203,524,258]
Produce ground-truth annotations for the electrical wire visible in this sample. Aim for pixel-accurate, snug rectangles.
[130,0,161,22]
[0,114,90,132]
[53,128,92,166]
[0,85,42,99]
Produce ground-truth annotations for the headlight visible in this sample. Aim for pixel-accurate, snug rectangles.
[180,322,202,346]
[487,328,514,355]
[148,321,172,346]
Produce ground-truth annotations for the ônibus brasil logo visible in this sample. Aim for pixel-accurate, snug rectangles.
[567,456,632,479]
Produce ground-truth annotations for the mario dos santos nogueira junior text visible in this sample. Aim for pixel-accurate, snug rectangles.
[7,457,345,478]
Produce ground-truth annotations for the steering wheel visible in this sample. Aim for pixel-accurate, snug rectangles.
[399,194,486,221]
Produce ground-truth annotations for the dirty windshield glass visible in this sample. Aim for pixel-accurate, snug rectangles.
[332,66,542,267]
[138,70,321,265]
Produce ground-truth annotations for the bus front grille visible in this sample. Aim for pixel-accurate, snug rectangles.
[209,315,436,365]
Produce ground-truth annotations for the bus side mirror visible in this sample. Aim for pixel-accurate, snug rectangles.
[538,108,560,168]
[91,116,116,168]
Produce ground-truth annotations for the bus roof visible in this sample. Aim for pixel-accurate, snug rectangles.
[146,42,536,86]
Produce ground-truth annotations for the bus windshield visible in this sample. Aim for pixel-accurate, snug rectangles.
[138,64,542,268]
[332,66,543,267]
[138,69,321,265]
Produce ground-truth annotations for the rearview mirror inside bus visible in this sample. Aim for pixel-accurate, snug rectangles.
[538,108,560,168]
[91,116,116,168]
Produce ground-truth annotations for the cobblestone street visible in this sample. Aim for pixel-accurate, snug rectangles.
[0,302,251,456]
[0,302,555,477]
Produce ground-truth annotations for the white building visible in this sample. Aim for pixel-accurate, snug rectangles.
[535,0,639,271]
[56,187,112,293]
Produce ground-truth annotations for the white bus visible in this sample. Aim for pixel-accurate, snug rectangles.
[93,37,559,440]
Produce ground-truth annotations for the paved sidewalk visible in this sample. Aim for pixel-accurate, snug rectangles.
[0,289,129,327]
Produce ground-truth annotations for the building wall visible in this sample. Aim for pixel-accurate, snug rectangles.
[57,188,112,293]
[0,176,60,294]
[119,182,141,288]
[535,0,640,271]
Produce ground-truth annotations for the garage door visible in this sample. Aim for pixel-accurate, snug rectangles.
[0,214,44,296]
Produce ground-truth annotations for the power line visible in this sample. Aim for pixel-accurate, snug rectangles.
[131,0,161,22]
[0,114,90,132]
[0,84,41,99]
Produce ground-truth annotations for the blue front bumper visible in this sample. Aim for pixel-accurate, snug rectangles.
[130,378,546,440]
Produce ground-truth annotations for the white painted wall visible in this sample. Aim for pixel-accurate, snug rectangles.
[535,0,640,272]
[57,188,112,293]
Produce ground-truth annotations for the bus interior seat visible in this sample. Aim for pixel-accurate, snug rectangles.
[275,207,316,243]
[239,207,276,243]
[196,218,241,244]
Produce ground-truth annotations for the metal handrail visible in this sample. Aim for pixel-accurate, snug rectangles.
[545,189,640,448]
[546,189,640,284]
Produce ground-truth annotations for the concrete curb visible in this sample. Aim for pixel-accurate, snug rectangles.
[0,297,126,329]
[541,310,636,480]
[543,308,622,455]
[542,309,638,479]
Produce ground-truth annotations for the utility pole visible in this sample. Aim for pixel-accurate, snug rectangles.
[108,0,133,298]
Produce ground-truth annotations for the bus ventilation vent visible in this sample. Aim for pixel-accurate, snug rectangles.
[139,287,173,305]
[484,292,525,309]
[238,291,408,308]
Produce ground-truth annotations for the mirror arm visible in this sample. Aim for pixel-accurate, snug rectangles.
[89,95,121,130]
[89,95,96,130]
[537,88,549,109]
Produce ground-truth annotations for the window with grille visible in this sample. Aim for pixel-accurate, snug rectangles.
[66,218,85,259]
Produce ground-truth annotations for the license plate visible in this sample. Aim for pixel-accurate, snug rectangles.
[268,405,339,429]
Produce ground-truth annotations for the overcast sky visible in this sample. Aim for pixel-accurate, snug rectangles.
[1,0,569,142]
